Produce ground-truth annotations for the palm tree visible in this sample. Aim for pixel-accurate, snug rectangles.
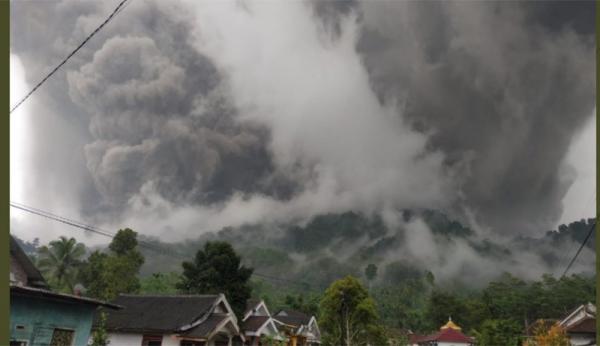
[37,236,86,292]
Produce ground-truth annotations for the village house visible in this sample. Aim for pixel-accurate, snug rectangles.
[9,235,120,346]
[409,318,474,346]
[273,309,321,346]
[242,300,284,345]
[101,294,243,346]
[558,302,596,346]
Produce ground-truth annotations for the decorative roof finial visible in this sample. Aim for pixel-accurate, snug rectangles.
[441,317,461,331]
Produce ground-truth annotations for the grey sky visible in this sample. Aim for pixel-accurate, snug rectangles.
[10,0,596,245]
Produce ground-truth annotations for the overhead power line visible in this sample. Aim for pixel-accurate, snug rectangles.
[10,201,172,257]
[558,191,596,270]
[10,201,320,290]
[10,0,131,114]
[561,220,596,278]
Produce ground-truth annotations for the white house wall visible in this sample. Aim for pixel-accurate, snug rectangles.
[437,342,471,346]
[107,332,206,346]
[107,332,143,346]
[568,335,595,346]
[162,334,184,346]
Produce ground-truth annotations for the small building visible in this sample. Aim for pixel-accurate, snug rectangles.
[411,318,474,346]
[273,310,321,346]
[559,302,596,346]
[242,300,284,346]
[102,294,243,346]
[9,235,120,346]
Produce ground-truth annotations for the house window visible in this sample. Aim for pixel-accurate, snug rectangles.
[50,328,74,346]
[9,341,27,346]
[180,340,205,346]
[142,335,163,346]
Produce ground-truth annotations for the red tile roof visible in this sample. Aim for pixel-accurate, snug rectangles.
[408,333,427,344]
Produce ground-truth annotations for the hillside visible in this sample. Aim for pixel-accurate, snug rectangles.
[134,210,596,288]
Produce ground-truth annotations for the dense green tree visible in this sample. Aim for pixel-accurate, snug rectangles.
[140,272,181,294]
[474,319,522,346]
[37,236,86,292]
[109,228,139,255]
[284,293,321,317]
[481,273,531,321]
[78,251,110,299]
[364,264,377,290]
[373,281,429,332]
[249,278,280,309]
[78,228,144,300]
[177,241,253,320]
[320,276,387,346]
[425,270,435,286]
[479,273,595,328]
[424,290,468,331]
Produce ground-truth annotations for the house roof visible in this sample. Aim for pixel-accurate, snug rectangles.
[274,310,312,327]
[243,316,271,333]
[565,317,596,334]
[417,328,474,344]
[440,318,462,331]
[408,333,427,344]
[103,294,220,333]
[11,284,121,309]
[10,235,48,289]
[244,299,262,316]
[560,302,596,328]
[180,314,229,338]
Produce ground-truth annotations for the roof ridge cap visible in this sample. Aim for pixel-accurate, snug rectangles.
[118,294,220,298]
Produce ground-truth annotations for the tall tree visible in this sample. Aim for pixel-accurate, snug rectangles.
[320,276,386,346]
[177,241,253,319]
[78,228,144,300]
[78,251,110,299]
[364,263,377,290]
[424,290,468,331]
[37,236,86,292]
[140,272,181,295]
[284,293,321,317]
[474,319,522,346]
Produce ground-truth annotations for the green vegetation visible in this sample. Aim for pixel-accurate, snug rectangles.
[524,322,570,346]
[78,228,144,300]
[37,236,86,293]
[415,273,595,345]
[25,212,595,345]
[474,319,522,346]
[140,271,181,294]
[177,241,253,320]
[89,311,110,346]
[284,293,321,317]
[131,213,595,289]
[320,276,387,346]
[364,263,377,290]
